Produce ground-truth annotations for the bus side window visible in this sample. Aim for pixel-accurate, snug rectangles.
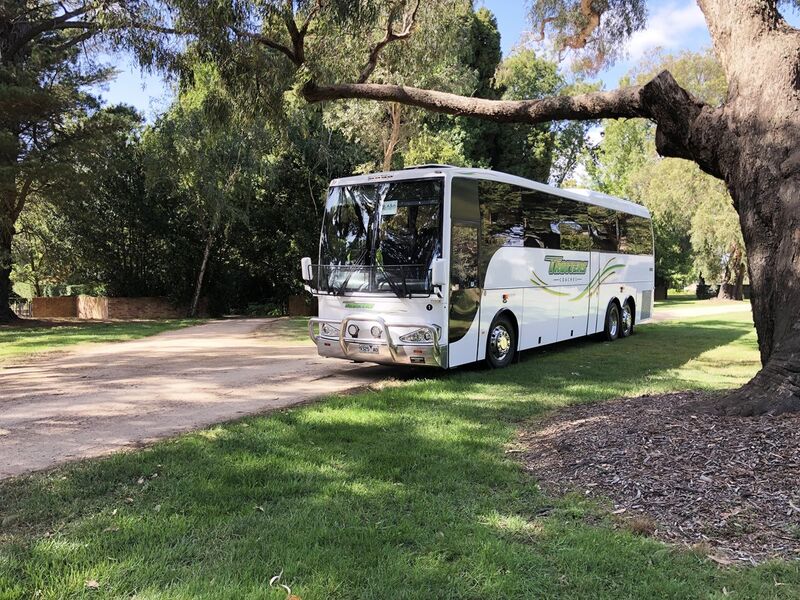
[522,191,561,249]
[588,205,619,252]
[556,199,591,251]
[479,180,523,248]
[619,214,653,255]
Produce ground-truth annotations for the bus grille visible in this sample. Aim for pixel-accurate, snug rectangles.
[640,290,653,320]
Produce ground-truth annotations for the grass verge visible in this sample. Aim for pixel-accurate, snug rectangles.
[0,320,202,364]
[2,311,798,599]
[655,293,748,310]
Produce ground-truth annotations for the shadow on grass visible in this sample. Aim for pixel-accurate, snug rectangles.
[2,316,795,599]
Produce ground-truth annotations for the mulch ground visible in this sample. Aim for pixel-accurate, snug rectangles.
[518,391,800,564]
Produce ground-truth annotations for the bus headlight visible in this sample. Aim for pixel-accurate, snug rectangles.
[399,328,434,343]
[320,322,340,337]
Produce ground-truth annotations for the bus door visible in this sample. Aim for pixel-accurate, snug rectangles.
[448,178,482,367]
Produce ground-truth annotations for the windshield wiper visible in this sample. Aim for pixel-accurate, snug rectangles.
[376,264,407,299]
[332,250,369,295]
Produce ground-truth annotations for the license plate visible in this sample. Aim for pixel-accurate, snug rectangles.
[358,343,379,354]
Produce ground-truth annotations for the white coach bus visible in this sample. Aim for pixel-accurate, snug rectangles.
[301,165,654,369]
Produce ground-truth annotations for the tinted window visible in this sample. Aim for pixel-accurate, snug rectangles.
[588,205,618,252]
[521,192,589,250]
[522,191,561,249]
[479,180,524,248]
[449,222,480,343]
[618,214,653,255]
[554,198,590,251]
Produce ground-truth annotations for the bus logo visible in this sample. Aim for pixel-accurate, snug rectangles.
[544,255,588,275]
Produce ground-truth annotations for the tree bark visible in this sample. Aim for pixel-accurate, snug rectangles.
[302,81,649,123]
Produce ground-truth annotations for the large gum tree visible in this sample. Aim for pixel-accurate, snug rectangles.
[255,0,798,416]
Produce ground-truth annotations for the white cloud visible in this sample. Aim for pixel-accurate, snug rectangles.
[626,1,707,61]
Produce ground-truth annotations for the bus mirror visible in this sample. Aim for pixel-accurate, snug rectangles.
[300,257,313,281]
[431,258,447,287]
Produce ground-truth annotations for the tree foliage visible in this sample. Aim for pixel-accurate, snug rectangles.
[587,49,743,292]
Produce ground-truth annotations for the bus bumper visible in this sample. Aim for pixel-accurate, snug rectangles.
[309,315,444,367]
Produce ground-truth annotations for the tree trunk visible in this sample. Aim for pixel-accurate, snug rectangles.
[732,258,745,301]
[382,103,403,171]
[0,148,20,323]
[0,224,17,323]
[714,169,800,415]
[717,246,735,299]
[189,231,214,318]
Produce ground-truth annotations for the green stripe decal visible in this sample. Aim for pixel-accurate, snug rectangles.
[529,270,571,296]
[570,259,624,302]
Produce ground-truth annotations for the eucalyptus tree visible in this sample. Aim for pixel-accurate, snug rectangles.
[144,66,263,317]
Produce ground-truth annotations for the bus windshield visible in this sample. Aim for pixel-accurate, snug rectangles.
[319,178,443,296]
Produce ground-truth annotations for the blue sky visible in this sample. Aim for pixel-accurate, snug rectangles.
[97,1,790,118]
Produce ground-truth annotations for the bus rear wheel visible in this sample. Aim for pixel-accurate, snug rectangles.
[620,300,634,337]
[486,314,516,368]
[603,302,621,341]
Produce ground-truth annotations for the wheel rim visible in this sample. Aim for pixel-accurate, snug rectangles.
[621,304,632,334]
[489,324,512,362]
[609,308,619,337]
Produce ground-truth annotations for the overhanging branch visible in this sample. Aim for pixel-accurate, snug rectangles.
[302,80,648,122]
[302,71,726,178]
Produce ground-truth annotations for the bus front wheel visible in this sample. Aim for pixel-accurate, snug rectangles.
[603,302,621,341]
[486,314,516,368]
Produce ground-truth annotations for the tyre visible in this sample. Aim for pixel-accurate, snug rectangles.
[603,302,621,341]
[486,314,516,368]
[620,300,634,338]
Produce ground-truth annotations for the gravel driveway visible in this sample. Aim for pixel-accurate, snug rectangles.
[0,318,401,479]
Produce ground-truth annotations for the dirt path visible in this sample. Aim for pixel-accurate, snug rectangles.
[0,318,404,480]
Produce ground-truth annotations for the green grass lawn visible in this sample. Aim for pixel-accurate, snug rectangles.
[655,293,749,310]
[2,311,798,599]
[0,320,202,364]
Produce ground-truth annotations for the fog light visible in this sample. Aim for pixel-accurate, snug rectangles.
[347,324,359,337]
[370,325,382,338]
